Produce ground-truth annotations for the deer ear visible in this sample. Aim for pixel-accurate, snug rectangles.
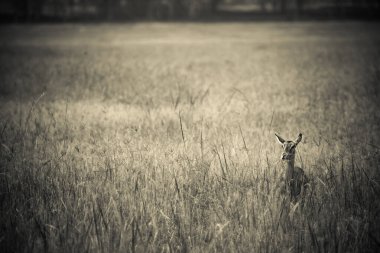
[295,133,302,145]
[275,133,285,144]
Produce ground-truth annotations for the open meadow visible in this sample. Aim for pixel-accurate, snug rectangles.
[1,22,380,252]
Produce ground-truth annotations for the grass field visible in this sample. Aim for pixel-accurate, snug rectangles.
[1,22,380,252]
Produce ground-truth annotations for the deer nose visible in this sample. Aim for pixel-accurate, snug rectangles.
[281,153,287,160]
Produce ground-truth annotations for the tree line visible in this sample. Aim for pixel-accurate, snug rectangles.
[1,0,221,21]
[1,0,380,22]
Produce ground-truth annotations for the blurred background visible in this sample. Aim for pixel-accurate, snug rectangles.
[1,0,380,22]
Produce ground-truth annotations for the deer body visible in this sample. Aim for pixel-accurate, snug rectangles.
[275,133,308,199]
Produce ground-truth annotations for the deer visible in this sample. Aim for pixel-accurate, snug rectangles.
[275,133,309,201]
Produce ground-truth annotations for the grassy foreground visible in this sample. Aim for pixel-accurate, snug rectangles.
[1,23,380,252]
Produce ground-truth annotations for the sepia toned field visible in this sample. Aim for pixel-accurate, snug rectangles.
[1,22,380,252]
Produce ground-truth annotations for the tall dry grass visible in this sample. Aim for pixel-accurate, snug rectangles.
[1,23,380,252]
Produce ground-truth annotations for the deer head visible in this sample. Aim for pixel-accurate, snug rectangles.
[275,133,302,161]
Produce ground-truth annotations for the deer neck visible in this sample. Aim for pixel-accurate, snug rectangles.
[285,158,295,180]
